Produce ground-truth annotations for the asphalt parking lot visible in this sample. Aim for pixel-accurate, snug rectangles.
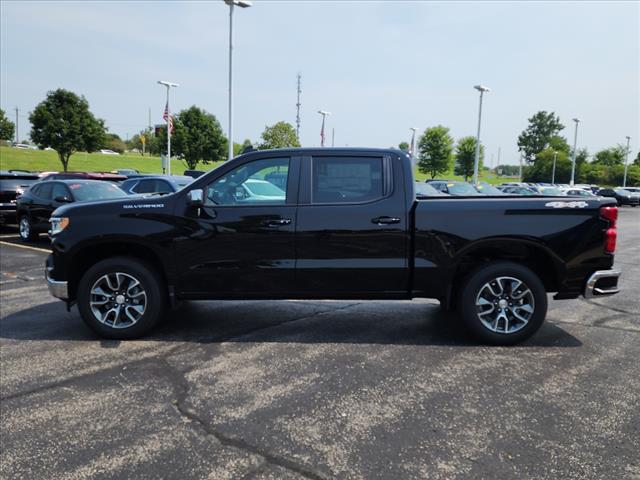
[1,209,639,480]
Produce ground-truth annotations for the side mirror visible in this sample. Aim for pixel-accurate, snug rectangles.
[54,195,72,203]
[186,189,204,207]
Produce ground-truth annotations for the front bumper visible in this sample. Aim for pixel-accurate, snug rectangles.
[46,266,68,300]
[584,269,621,298]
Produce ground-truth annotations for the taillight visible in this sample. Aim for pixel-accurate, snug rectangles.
[601,206,618,228]
[600,206,618,254]
[604,228,617,254]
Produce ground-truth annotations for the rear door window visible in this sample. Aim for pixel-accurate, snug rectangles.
[133,180,156,194]
[312,156,384,204]
[51,183,71,200]
[37,182,53,200]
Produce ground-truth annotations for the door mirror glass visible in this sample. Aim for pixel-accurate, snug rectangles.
[54,195,72,203]
[187,189,204,207]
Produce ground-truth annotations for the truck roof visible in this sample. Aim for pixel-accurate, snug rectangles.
[236,147,405,160]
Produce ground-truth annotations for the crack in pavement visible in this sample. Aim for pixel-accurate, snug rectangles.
[159,357,333,480]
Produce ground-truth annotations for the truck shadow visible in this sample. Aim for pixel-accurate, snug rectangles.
[0,300,582,348]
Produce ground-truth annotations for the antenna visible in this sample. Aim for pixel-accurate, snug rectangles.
[296,72,302,141]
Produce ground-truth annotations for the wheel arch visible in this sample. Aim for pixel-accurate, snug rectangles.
[67,241,169,302]
[445,237,563,310]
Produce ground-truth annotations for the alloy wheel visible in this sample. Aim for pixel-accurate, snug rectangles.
[89,272,147,329]
[475,276,535,334]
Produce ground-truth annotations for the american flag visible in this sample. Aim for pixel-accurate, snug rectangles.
[162,102,174,134]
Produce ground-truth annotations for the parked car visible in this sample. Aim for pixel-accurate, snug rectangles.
[100,149,120,155]
[538,187,566,196]
[40,172,127,183]
[0,170,40,225]
[597,188,640,207]
[184,170,206,179]
[497,186,538,195]
[16,180,128,241]
[563,188,596,197]
[45,148,621,345]
[120,176,193,195]
[426,180,482,196]
[623,187,640,194]
[111,169,139,176]
[414,182,447,197]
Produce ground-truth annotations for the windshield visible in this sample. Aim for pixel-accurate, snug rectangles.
[615,189,632,195]
[448,182,481,195]
[475,183,503,195]
[68,182,128,201]
[244,181,285,196]
[415,183,442,196]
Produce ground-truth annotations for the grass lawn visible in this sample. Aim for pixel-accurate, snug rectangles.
[0,146,222,175]
[0,146,515,185]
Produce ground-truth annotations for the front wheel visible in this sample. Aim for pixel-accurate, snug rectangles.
[77,257,166,339]
[18,216,38,242]
[457,262,547,345]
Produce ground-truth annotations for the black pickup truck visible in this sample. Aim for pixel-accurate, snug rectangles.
[45,148,621,344]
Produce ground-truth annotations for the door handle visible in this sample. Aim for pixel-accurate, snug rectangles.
[263,219,292,228]
[371,216,400,225]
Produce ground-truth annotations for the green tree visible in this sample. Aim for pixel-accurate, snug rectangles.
[103,133,126,154]
[517,111,565,163]
[234,138,253,156]
[398,141,409,152]
[524,147,571,183]
[417,126,454,179]
[258,121,300,150]
[29,89,105,171]
[453,136,484,181]
[634,151,640,166]
[0,109,15,141]
[165,106,227,170]
[592,146,625,166]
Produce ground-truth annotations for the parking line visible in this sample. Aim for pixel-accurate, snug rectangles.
[0,241,50,253]
[0,234,20,239]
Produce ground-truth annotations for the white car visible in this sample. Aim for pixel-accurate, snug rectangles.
[100,149,120,155]
[236,178,286,202]
[563,188,595,197]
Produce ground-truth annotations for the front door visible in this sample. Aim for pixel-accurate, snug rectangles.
[175,156,299,297]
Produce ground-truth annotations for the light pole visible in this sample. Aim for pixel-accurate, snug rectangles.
[551,150,557,184]
[623,136,631,187]
[409,127,418,162]
[224,0,252,161]
[570,118,580,186]
[473,85,490,185]
[318,110,330,147]
[157,80,179,175]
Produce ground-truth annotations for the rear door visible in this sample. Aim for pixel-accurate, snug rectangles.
[295,153,409,296]
[31,182,54,229]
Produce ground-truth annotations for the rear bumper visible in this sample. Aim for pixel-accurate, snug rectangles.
[46,265,68,300]
[584,269,621,298]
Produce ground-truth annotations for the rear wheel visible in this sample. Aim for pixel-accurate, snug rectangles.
[18,216,38,242]
[77,257,166,339]
[458,262,547,345]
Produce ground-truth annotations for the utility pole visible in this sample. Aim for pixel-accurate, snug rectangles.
[14,107,19,143]
[623,136,631,187]
[519,152,523,181]
[409,127,418,163]
[497,146,501,174]
[331,128,335,147]
[551,150,558,184]
[570,118,580,186]
[296,72,302,141]
[148,108,152,131]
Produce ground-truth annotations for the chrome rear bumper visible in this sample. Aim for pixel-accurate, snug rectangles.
[46,267,68,300]
[584,269,621,298]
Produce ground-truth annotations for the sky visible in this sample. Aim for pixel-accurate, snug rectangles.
[1,0,638,165]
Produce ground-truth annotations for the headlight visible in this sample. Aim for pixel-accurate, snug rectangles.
[49,217,70,236]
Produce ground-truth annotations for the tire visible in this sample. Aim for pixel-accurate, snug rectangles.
[18,215,38,242]
[77,256,166,339]
[457,262,547,345]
